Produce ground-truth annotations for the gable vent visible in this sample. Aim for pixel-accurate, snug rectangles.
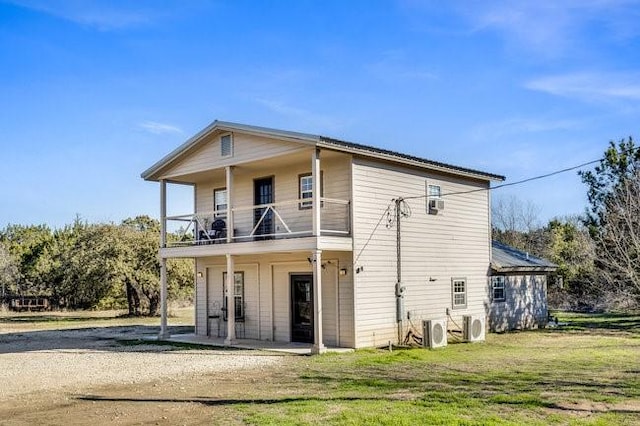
[221,134,233,157]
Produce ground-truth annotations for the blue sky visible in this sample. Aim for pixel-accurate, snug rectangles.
[1,0,639,229]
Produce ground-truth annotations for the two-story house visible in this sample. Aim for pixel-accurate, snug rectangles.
[141,121,505,353]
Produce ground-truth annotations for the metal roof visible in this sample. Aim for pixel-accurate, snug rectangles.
[491,240,557,273]
[141,120,506,182]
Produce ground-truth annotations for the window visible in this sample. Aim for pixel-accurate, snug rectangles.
[452,278,467,309]
[214,188,227,218]
[428,184,441,199]
[492,276,506,302]
[426,183,442,214]
[298,172,323,209]
[222,271,244,320]
[220,134,233,157]
[299,174,313,208]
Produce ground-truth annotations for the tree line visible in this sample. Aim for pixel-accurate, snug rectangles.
[1,140,638,314]
[0,215,193,315]
[493,138,640,311]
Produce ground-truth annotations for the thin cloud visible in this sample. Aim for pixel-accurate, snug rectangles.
[439,0,640,55]
[367,50,438,82]
[5,0,170,30]
[526,72,640,102]
[139,121,183,135]
[471,117,581,140]
[253,98,343,132]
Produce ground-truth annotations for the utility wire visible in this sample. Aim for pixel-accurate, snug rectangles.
[404,157,603,201]
[354,201,393,265]
[354,157,603,263]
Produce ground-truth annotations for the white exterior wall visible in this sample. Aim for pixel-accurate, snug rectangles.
[194,251,354,347]
[351,158,491,348]
[488,274,548,332]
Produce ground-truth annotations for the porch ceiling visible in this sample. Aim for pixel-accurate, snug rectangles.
[162,148,348,185]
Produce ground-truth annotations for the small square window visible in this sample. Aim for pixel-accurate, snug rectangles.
[221,134,233,157]
[492,276,506,302]
[452,278,467,309]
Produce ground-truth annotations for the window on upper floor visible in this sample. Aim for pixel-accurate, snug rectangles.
[214,188,227,218]
[221,134,233,157]
[298,172,324,209]
[452,277,467,309]
[492,276,506,302]
[428,184,441,199]
[426,183,443,214]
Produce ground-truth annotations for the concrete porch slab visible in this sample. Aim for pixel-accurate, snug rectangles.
[151,333,354,355]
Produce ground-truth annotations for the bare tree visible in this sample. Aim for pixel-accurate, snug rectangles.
[596,170,640,302]
[492,195,541,233]
[492,195,542,253]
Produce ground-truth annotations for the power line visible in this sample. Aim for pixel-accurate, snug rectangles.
[404,157,602,201]
[354,157,603,264]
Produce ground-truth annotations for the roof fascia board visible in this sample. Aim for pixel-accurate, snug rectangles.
[318,140,504,182]
[142,120,320,181]
[491,265,558,273]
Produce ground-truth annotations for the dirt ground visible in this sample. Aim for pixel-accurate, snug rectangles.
[0,316,294,425]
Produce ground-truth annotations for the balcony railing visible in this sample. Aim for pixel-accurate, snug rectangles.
[165,198,350,247]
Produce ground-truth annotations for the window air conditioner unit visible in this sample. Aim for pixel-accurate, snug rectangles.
[463,315,486,342]
[428,199,445,213]
[423,319,448,349]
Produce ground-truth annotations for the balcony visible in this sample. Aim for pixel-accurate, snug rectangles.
[165,197,350,248]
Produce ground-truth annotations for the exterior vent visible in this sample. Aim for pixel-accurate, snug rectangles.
[428,199,444,213]
[221,134,233,157]
[463,315,486,342]
[423,319,448,349]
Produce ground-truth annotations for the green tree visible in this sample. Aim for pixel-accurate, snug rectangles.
[0,241,19,301]
[0,224,55,297]
[579,138,640,307]
[579,138,640,234]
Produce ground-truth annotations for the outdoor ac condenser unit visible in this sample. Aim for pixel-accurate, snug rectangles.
[423,319,448,349]
[428,199,445,213]
[463,315,486,342]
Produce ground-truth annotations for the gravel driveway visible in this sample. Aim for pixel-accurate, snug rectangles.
[0,325,283,400]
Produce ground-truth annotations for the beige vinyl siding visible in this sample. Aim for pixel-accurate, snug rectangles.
[195,258,207,336]
[351,158,491,348]
[193,251,354,347]
[160,133,307,180]
[488,274,548,332]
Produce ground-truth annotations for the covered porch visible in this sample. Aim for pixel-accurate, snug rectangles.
[159,247,355,355]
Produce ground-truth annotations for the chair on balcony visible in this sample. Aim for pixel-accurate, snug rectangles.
[199,218,227,243]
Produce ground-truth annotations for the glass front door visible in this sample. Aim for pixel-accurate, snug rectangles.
[290,274,313,343]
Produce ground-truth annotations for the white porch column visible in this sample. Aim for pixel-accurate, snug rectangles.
[158,180,169,339]
[225,166,234,243]
[312,148,321,237]
[160,179,167,248]
[224,253,236,345]
[311,249,326,354]
[159,257,169,338]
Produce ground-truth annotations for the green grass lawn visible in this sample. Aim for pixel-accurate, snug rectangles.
[238,312,640,425]
[0,306,194,332]
[1,309,638,425]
